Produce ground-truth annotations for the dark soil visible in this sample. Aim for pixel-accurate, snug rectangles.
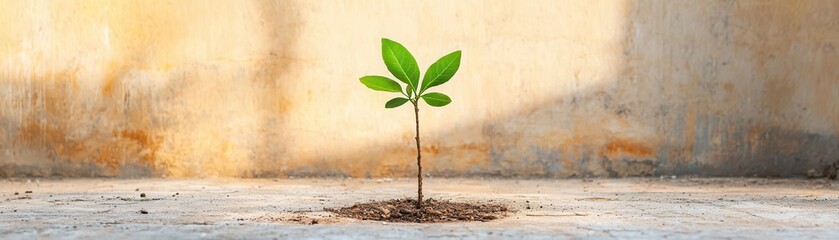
[326,198,509,223]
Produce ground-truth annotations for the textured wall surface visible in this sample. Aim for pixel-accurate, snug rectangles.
[1,0,837,178]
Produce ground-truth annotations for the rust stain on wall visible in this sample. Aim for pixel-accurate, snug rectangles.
[748,126,764,145]
[603,139,655,159]
[17,122,157,176]
[101,62,126,97]
[117,130,161,165]
[722,83,734,95]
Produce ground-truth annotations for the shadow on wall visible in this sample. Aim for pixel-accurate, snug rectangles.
[284,0,839,178]
[246,0,302,178]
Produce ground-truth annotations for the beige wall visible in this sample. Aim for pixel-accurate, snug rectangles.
[1,0,837,178]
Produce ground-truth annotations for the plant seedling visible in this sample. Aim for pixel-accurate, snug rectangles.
[359,38,461,208]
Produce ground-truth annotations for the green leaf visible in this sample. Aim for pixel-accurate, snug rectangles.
[420,50,461,94]
[381,38,420,90]
[421,92,452,107]
[360,76,402,92]
[405,84,413,98]
[385,97,410,108]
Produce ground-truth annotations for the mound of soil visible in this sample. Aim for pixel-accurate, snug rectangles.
[326,198,508,223]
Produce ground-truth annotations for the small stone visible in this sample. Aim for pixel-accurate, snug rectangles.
[24,191,32,194]
[378,207,390,216]
[14,192,18,195]
[139,210,149,214]
[311,219,319,225]
[140,193,146,198]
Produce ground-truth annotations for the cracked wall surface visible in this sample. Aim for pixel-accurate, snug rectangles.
[1,0,837,178]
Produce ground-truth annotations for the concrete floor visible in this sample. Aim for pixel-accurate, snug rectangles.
[1,178,837,239]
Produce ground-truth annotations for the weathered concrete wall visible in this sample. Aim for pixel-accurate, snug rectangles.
[1,0,837,178]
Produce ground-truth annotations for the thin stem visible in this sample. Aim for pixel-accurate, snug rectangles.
[413,100,423,209]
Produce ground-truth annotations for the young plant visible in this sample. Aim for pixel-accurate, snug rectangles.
[360,38,461,208]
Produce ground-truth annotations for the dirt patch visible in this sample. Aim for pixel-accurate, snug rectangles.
[246,212,339,225]
[326,198,509,223]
